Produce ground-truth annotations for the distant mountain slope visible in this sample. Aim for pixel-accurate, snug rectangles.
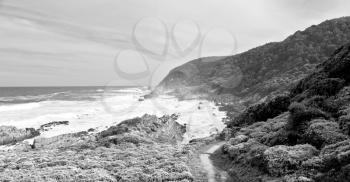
[157,17,350,103]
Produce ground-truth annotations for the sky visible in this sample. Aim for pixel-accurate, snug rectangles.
[0,0,349,87]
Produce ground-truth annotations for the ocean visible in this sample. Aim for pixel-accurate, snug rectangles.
[0,87,226,142]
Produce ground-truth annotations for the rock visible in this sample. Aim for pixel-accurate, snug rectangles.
[263,144,319,176]
[38,121,69,132]
[87,128,95,132]
[0,126,40,145]
[304,119,348,148]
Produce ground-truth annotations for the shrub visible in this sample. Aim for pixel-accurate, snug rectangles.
[228,95,290,127]
[306,78,345,97]
[260,129,290,146]
[304,95,340,114]
[290,71,328,98]
[284,102,331,145]
[290,70,345,100]
[287,102,329,131]
[304,120,348,149]
[339,114,350,135]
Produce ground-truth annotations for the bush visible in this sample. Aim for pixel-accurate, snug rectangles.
[290,71,345,100]
[306,78,345,97]
[304,95,340,114]
[287,102,329,131]
[304,120,348,149]
[228,95,290,127]
[290,71,328,98]
[284,102,330,145]
[260,129,290,146]
[339,114,350,135]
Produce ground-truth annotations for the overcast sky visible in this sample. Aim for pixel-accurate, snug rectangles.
[0,0,349,87]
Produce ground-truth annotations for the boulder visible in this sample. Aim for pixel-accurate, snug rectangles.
[263,144,319,176]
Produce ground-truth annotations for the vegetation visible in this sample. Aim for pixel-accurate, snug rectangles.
[226,95,290,127]
[221,42,350,181]
[158,17,350,104]
[0,115,194,182]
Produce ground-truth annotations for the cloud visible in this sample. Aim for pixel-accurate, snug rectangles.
[0,0,349,86]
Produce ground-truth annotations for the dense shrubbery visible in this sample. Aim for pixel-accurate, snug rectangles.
[290,72,328,98]
[287,102,329,131]
[303,96,340,114]
[291,75,345,101]
[227,95,290,127]
[0,114,194,182]
[222,42,350,181]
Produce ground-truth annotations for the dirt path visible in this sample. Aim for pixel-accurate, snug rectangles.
[199,141,230,182]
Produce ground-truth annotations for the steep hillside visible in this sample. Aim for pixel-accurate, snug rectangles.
[157,17,350,103]
[219,42,350,181]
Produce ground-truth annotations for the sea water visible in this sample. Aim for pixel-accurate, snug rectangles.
[0,87,226,141]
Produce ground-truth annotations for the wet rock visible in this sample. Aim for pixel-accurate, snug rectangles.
[263,144,319,176]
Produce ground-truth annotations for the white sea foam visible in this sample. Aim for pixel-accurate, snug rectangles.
[0,103,41,112]
[0,89,226,141]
